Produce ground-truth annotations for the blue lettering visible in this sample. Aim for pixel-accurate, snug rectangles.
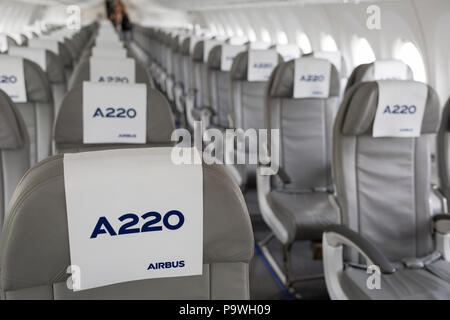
[90,211,185,239]
[90,217,117,238]
[147,260,185,270]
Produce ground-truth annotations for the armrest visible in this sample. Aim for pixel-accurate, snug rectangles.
[433,214,450,234]
[276,166,291,184]
[431,184,448,214]
[325,225,396,274]
[259,163,291,183]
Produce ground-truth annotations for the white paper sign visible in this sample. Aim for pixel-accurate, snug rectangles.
[9,47,47,71]
[314,51,342,73]
[95,39,124,49]
[90,57,135,84]
[276,44,301,61]
[294,58,331,98]
[92,46,127,58]
[248,41,272,50]
[220,44,246,71]
[203,39,222,63]
[29,39,59,55]
[63,147,203,291]
[0,56,27,103]
[97,29,119,41]
[0,33,7,52]
[83,82,147,144]
[228,36,248,46]
[373,80,427,138]
[247,49,278,82]
[374,60,408,80]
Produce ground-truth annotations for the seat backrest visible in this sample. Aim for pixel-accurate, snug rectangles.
[54,84,175,153]
[180,36,194,95]
[273,44,302,61]
[266,57,340,191]
[230,50,283,130]
[333,80,440,261]
[0,89,29,230]
[0,56,53,166]
[192,40,211,109]
[68,56,151,90]
[345,60,413,93]
[207,44,246,128]
[171,34,184,84]
[28,39,74,84]
[437,97,450,208]
[6,36,18,49]
[20,35,28,47]
[0,150,253,299]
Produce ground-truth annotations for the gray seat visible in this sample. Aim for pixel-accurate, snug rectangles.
[438,97,450,211]
[6,36,18,49]
[267,192,337,241]
[171,34,189,118]
[45,50,67,119]
[185,39,213,130]
[68,56,152,90]
[206,44,237,130]
[0,153,253,299]
[175,36,195,121]
[323,80,450,300]
[8,48,67,119]
[54,84,175,153]
[0,57,53,166]
[0,89,30,231]
[228,50,283,188]
[345,60,413,93]
[57,41,75,87]
[256,57,340,291]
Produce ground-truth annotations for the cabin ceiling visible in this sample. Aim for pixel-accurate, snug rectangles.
[8,0,398,11]
[147,0,392,11]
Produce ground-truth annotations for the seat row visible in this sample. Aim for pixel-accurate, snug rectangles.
[0,20,254,299]
[137,25,450,299]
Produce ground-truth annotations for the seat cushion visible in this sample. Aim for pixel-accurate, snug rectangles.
[340,260,450,300]
[267,191,337,243]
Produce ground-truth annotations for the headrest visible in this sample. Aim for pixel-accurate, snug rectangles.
[180,37,190,55]
[231,50,283,81]
[0,34,7,53]
[55,84,175,149]
[6,36,18,47]
[269,57,340,98]
[45,50,66,84]
[0,56,52,103]
[20,35,28,47]
[0,153,253,291]
[0,89,27,149]
[9,47,65,84]
[345,60,413,92]
[273,44,302,61]
[227,37,248,46]
[29,39,72,68]
[340,81,440,136]
[68,57,149,90]
[441,98,450,131]
[248,41,272,50]
[313,51,346,76]
[207,45,222,70]
[192,40,204,62]
[203,39,223,63]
